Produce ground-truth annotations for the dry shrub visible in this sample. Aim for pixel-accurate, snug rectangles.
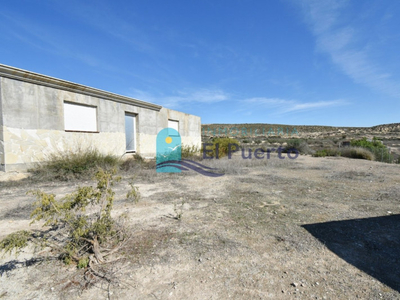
[120,154,147,171]
[0,168,139,278]
[340,147,375,161]
[202,151,293,174]
[283,139,314,155]
[202,137,240,159]
[29,147,120,181]
[313,148,341,157]
[181,144,201,159]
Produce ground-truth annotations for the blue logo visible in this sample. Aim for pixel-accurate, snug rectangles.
[156,128,224,177]
[156,128,182,173]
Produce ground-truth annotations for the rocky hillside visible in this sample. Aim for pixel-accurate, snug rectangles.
[201,123,400,157]
[202,123,400,140]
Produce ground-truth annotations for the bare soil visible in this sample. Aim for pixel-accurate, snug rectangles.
[0,154,399,299]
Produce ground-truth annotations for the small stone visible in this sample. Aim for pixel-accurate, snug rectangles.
[316,282,319,285]
[291,282,298,287]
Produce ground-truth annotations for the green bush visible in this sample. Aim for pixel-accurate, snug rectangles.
[0,230,30,255]
[350,137,385,150]
[370,147,395,163]
[312,148,341,157]
[181,144,201,159]
[202,137,240,158]
[349,137,395,162]
[29,147,121,181]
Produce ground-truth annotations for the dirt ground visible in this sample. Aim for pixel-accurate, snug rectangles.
[0,154,399,299]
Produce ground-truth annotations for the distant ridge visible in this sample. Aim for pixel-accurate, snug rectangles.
[202,123,400,134]
[201,123,400,139]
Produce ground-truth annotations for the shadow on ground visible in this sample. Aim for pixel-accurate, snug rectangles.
[0,257,52,276]
[303,214,400,292]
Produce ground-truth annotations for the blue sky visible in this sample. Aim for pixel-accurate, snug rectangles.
[1,0,399,127]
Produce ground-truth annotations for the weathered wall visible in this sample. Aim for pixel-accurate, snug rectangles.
[3,128,126,171]
[0,75,201,171]
[0,80,4,171]
[158,107,201,148]
[0,77,156,170]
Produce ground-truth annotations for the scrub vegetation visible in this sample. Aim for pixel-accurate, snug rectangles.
[29,147,121,181]
[1,152,400,299]
[202,137,240,159]
[1,151,400,299]
[0,168,140,287]
[1,123,400,298]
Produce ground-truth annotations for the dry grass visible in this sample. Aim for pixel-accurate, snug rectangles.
[340,146,375,160]
[202,151,295,174]
[1,154,400,299]
[29,147,120,181]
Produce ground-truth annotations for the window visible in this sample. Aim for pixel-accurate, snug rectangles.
[168,119,179,136]
[64,102,97,132]
[125,113,136,152]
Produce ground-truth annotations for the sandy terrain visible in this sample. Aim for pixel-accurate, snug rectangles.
[0,154,399,299]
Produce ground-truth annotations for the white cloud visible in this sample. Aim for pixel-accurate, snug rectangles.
[244,97,347,114]
[298,0,400,98]
[284,100,345,112]
[129,88,229,108]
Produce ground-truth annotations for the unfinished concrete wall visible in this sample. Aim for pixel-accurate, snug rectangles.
[0,64,201,171]
[0,77,123,170]
[158,107,201,148]
[0,80,4,171]
[0,76,164,170]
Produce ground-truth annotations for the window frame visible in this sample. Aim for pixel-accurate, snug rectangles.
[63,101,99,133]
[167,119,179,136]
[125,112,137,153]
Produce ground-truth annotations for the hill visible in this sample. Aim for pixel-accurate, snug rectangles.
[201,123,400,160]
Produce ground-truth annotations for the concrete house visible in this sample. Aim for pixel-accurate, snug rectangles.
[0,64,201,171]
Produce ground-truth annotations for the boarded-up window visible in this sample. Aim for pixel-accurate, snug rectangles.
[168,119,179,136]
[64,102,97,132]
